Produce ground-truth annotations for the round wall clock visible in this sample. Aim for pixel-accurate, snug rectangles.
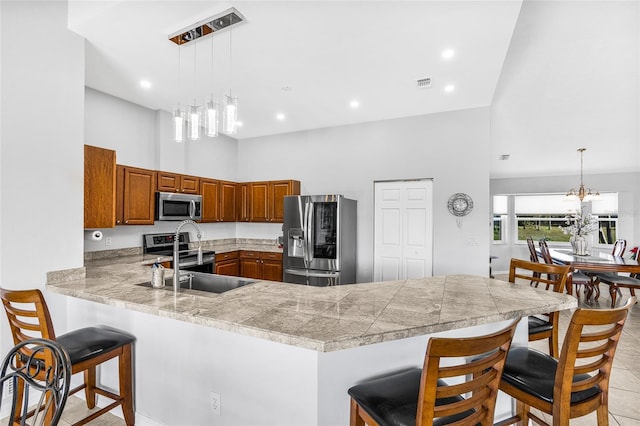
[447,193,474,217]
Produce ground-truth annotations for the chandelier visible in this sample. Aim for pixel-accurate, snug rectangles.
[170,8,244,142]
[566,148,600,202]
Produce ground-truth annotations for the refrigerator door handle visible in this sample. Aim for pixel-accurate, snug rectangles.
[304,201,312,268]
[284,269,340,278]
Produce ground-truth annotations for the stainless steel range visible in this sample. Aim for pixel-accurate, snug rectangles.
[142,232,215,273]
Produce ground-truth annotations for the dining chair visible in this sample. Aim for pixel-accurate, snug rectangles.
[590,239,632,305]
[348,318,519,426]
[592,255,640,308]
[539,239,593,297]
[509,258,569,358]
[0,288,136,426]
[0,338,72,426]
[526,236,542,287]
[496,297,635,426]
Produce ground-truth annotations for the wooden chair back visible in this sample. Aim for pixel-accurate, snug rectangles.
[612,239,627,257]
[0,338,71,426]
[526,236,538,263]
[552,297,635,423]
[1,288,56,345]
[509,258,569,293]
[416,319,519,426]
[538,239,553,265]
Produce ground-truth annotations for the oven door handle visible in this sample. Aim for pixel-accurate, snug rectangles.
[284,269,340,278]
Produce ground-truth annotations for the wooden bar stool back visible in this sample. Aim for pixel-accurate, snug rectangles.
[0,288,135,426]
[497,297,635,426]
[509,258,570,358]
[348,318,519,426]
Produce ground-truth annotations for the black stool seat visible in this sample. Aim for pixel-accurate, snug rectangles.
[347,368,474,426]
[502,346,600,404]
[528,316,553,334]
[57,326,135,365]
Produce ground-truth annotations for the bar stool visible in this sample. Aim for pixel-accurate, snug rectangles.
[509,258,569,358]
[348,318,519,426]
[496,297,635,426]
[1,288,135,426]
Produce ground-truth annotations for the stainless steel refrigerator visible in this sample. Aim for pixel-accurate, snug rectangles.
[283,194,357,286]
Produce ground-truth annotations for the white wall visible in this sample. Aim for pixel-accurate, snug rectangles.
[0,0,84,352]
[237,108,492,281]
[490,0,640,178]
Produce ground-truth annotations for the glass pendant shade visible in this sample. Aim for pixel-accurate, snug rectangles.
[173,106,185,143]
[205,97,219,137]
[186,105,202,141]
[223,95,238,135]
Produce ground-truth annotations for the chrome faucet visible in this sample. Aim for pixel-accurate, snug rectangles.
[173,219,203,293]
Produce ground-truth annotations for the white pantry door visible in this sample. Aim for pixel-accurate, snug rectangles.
[374,180,433,281]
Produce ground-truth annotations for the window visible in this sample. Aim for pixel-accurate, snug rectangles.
[512,193,619,245]
[592,193,618,244]
[515,194,580,243]
[493,195,507,243]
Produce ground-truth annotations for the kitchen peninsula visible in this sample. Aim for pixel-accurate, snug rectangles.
[47,256,576,425]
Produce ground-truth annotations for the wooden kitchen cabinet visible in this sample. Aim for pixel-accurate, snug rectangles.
[215,251,239,276]
[157,171,200,194]
[236,183,250,222]
[116,165,156,225]
[84,145,116,228]
[201,179,237,222]
[248,180,300,223]
[239,251,283,282]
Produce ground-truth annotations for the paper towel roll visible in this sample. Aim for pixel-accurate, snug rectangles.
[91,231,103,241]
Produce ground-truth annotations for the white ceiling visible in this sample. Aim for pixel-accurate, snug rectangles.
[68,0,523,140]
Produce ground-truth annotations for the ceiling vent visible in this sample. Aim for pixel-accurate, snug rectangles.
[168,8,245,45]
[416,77,432,89]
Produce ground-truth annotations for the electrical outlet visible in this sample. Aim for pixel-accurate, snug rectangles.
[105,237,112,246]
[210,391,221,415]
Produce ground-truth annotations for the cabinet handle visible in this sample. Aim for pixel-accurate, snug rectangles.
[125,220,129,224]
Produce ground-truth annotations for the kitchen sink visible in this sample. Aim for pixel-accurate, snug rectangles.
[139,272,257,294]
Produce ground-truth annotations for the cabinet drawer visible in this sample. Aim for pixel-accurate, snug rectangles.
[261,252,282,261]
[216,251,239,261]
[240,250,260,259]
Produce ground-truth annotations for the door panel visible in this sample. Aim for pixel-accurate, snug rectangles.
[374,180,433,281]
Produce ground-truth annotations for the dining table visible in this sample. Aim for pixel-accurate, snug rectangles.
[540,248,640,301]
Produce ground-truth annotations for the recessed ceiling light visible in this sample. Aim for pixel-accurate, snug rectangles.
[276,113,286,121]
[441,49,455,60]
[139,80,151,89]
[350,100,360,109]
[236,121,243,127]
[444,84,455,93]
[281,86,292,92]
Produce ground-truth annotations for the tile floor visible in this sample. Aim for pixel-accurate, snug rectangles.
[24,279,640,425]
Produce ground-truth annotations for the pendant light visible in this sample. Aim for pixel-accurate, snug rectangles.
[173,47,185,143]
[566,148,600,202]
[222,26,238,135]
[204,35,219,137]
[186,43,202,141]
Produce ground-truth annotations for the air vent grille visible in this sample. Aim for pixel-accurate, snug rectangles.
[169,8,245,45]
[417,77,432,89]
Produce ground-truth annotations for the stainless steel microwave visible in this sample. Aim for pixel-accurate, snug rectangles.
[155,192,202,221]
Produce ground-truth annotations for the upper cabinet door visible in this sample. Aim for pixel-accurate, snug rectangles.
[157,171,180,192]
[200,178,220,223]
[270,180,300,223]
[84,145,116,229]
[220,181,237,222]
[249,182,269,222]
[236,183,251,222]
[180,175,200,194]
[122,166,155,225]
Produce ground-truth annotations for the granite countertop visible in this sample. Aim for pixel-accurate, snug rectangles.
[46,255,577,352]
